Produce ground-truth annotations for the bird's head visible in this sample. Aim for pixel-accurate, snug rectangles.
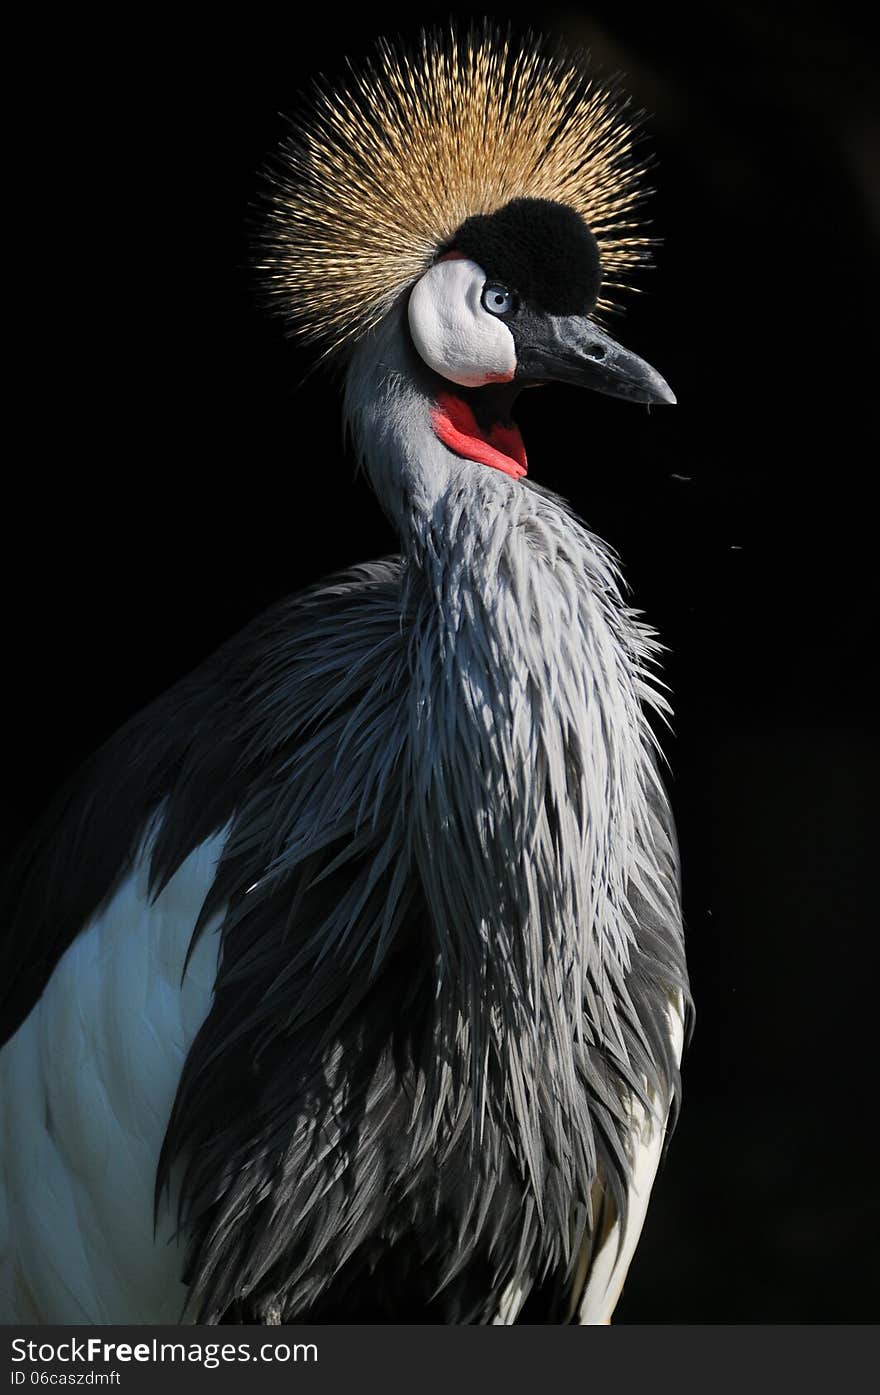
[408,197,673,483]
[259,26,673,526]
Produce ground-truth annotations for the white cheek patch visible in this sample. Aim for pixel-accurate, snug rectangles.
[408,257,517,388]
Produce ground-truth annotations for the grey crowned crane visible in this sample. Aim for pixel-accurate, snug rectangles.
[0,27,691,1324]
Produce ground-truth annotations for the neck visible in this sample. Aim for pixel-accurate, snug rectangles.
[343,309,530,554]
[345,316,671,1211]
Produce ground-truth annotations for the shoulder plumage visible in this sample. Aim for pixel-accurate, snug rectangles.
[0,560,404,1044]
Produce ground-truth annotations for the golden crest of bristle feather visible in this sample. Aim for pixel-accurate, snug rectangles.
[258,26,653,356]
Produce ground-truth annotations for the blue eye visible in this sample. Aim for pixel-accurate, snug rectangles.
[481,284,513,316]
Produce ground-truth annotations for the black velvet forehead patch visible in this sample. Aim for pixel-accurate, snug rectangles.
[443,198,601,315]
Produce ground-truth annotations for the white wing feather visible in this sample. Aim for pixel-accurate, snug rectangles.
[0,824,225,1324]
[577,991,686,1324]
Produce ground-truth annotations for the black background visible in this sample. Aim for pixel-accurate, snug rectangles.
[5,3,877,1321]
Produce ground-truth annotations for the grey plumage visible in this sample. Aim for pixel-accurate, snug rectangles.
[156,313,688,1320]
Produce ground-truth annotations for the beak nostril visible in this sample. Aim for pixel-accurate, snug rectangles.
[586,344,606,361]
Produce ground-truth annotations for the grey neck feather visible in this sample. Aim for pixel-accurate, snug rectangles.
[343,313,676,1207]
[343,304,461,549]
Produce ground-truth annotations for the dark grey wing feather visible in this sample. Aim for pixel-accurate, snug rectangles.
[0,560,403,1045]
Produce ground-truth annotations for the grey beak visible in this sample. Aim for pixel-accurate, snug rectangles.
[514,314,676,406]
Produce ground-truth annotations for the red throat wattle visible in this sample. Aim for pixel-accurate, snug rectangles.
[430,392,528,481]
